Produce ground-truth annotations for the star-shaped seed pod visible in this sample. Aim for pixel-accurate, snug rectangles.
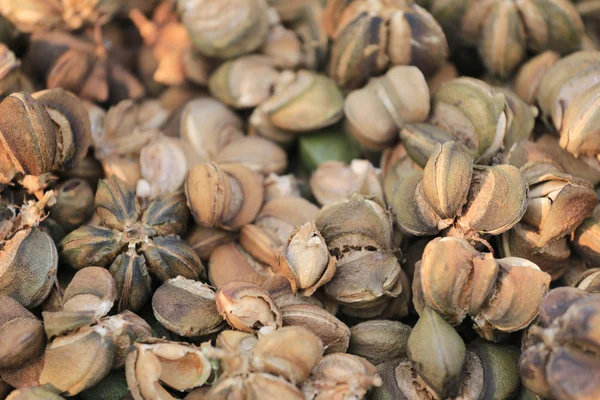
[413,237,551,341]
[391,141,529,240]
[60,177,205,312]
[520,288,600,400]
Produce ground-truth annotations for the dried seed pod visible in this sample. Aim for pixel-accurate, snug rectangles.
[520,288,600,399]
[49,179,94,232]
[62,267,117,317]
[110,251,153,313]
[209,373,304,399]
[0,295,45,370]
[415,237,551,341]
[500,223,572,280]
[316,194,403,311]
[520,173,597,247]
[186,225,237,260]
[467,340,521,400]
[40,325,114,396]
[536,51,600,130]
[101,311,153,369]
[152,276,223,337]
[262,275,324,309]
[42,311,97,340]
[573,268,600,293]
[281,304,350,354]
[513,51,560,104]
[185,163,264,230]
[126,339,211,399]
[348,320,412,366]
[0,353,44,389]
[180,97,244,164]
[261,24,303,69]
[213,136,288,175]
[408,307,466,398]
[255,70,343,132]
[0,227,58,308]
[276,221,336,296]
[573,204,600,268]
[345,66,430,151]
[31,88,91,171]
[0,44,34,101]
[6,387,64,400]
[239,196,319,267]
[399,123,455,168]
[208,55,280,108]
[209,242,275,288]
[0,92,57,184]
[310,160,384,206]
[426,61,459,94]
[267,0,314,22]
[430,77,508,161]
[264,173,300,201]
[497,87,537,149]
[216,282,282,333]
[179,0,271,59]
[302,353,381,400]
[559,83,600,157]
[327,0,447,89]
[479,1,526,78]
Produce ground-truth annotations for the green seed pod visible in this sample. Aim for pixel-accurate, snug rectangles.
[468,340,520,400]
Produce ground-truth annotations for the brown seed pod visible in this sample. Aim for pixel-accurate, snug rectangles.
[61,267,117,318]
[126,339,211,399]
[209,242,276,289]
[152,276,223,337]
[216,282,282,333]
[348,320,412,366]
[414,237,551,341]
[281,304,350,354]
[49,178,95,232]
[0,295,45,370]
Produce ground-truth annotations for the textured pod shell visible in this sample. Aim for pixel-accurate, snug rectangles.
[152,276,223,337]
[180,0,270,59]
[430,77,508,161]
[60,226,125,269]
[514,51,559,104]
[0,228,58,308]
[0,92,56,183]
[348,320,412,365]
[109,251,152,312]
[559,83,600,157]
[399,123,455,168]
[61,267,117,317]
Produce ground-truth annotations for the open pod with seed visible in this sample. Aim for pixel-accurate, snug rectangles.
[179,0,270,59]
[315,193,405,316]
[39,324,114,396]
[185,162,264,231]
[252,70,343,134]
[281,304,350,354]
[0,193,58,308]
[391,141,528,240]
[536,51,600,131]
[60,177,205,312]
[275,221,336,296]
[215,282,281,333]
[152,276,223,337]
[60,267,117,317]
[179,97,244,164]
[413,237,551,341]
[429,78,508,162]
[371,307,520,400]
[238,196,319,268]
[0,296,45,370]
[49,178,95,232]
[520,288,600,399]
[126,339,211,399]
[204,326,323,398]
[345,66,430,151]
[310,160,384,206]
[302,353,382,400]
[208,55,280,109]
[573,204,600,268]
[348,320,412,366]
[325,0,447,89]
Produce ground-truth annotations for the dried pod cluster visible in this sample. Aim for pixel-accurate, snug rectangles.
[413,237,551,341]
